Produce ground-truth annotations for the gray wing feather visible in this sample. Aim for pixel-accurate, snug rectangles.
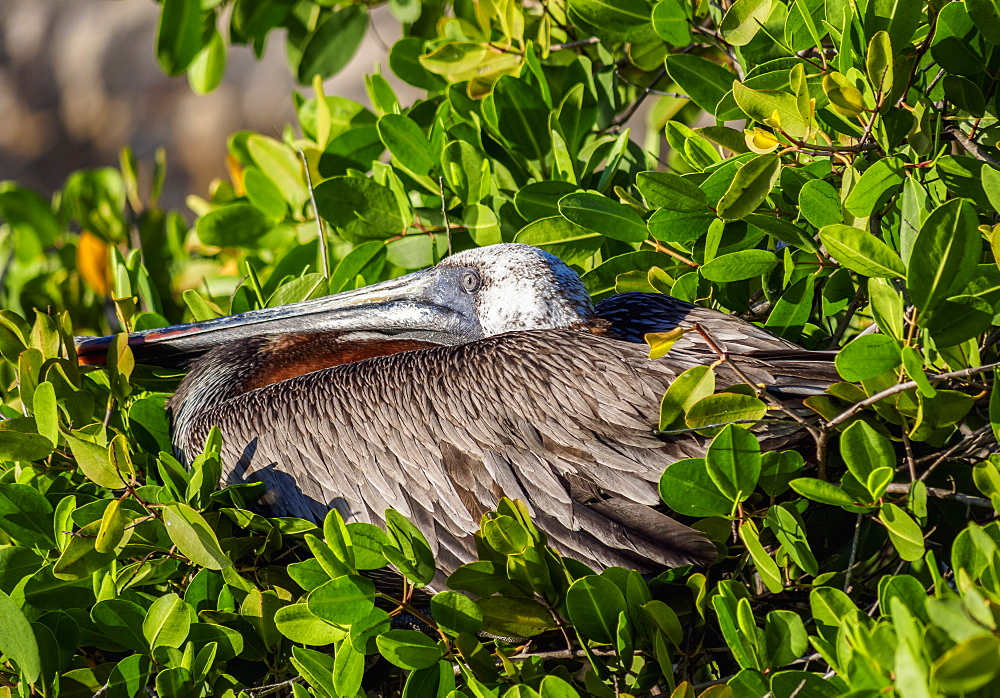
[177,328,832,576]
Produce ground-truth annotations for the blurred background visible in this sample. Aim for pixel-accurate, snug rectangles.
[0,0,418,214]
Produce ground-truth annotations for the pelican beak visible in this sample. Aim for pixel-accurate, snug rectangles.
[76,267,479,367]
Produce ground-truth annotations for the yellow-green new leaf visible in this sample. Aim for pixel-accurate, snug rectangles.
[823,72,866,117]
[866,31,893,97]
[720,0,773,45]
[95,499,126,554]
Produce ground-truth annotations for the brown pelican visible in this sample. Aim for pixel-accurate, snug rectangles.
[77,243,835,577]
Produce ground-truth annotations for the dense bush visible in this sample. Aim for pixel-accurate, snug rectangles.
[2,0,1000,695]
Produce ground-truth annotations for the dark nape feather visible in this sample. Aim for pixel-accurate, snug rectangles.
[596,292,801,353]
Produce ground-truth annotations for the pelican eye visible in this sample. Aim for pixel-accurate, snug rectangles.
[460,270,481,294]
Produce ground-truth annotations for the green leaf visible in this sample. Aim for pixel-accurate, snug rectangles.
[307,575,376,625]
[31,381,58,447]
[840,420,895,492]
[799,179,843,228]
[297,6,369,84]
[566,575,628,644]
[907,198,982,313]
[430,591,483,637]
[739,521,783,593]
[843,158,904,217]
[765,502,819,576]
[823,72,866,118]
[493,76,552,160]
[0,589,41,684]
[322,509,355,570]
[91,599,150,653]
[721,0,773,45]
[514,217,604,265]
[333,639,365,697]
[716,154,781,220]
[732,83,807,138]
[763,610,808,668]
[879,503,925,561]
[968,0,1000,44]
[759,451,804,496]
[0,547,43,594]
[195,203,273,248]
[819,224,905,278]
[686,393,768,433]
[659,458,733,517]
[835,334,902,382]
[648,209,715,244]
[143,593,191,649]
[659,365,716,430]
[636,171,708,212]
[652,0,693,45]
[53,519,120,580]
[247,135,305,207]
[558,192,648,243]
[384,509,436,587]
[314,176,406,243]
[155,0,202,76]
[476,596,558,638]
[376,629,442,670]
[378,114,436,175]
[291,646,336,697]
[0,430,55,463]
[700,249,778,282]
[932,635,1000,692]
[347,522,391,570]
[328,241,385,294]
[664,55,735,115]
[789,478,859,508]
[0,483,55,549]
[705,424,762,502]
[162,503,232,570]
[275,603,348,646]
[187,29,226,94]
[943,76,987,117]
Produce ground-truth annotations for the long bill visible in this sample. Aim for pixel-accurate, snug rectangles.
[75,268,476,368]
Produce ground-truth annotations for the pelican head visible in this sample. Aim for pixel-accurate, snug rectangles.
[76,243,597,366]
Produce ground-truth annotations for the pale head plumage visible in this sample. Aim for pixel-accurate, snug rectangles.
[441,243,595,337]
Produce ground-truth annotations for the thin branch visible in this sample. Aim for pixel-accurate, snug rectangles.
[918,425,995,481]
[299,148,330,279]
[825,361,1000,429]
[247,678,300,697]
[507,648,617,661]
[656,418,801,436]
[549,37,601,51]
[439,176,453,258]
[612,67,669,128]
[643,239,698,267]
[946,127,1000,166]
[844,514,862,593]
[885,483,992,509]
[827,290,866,349]
[693,323,821,442]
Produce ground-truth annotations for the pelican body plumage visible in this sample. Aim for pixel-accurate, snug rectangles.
[76,243,837,580]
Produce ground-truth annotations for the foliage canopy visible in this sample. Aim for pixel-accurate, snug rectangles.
[2,0,1000,696]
